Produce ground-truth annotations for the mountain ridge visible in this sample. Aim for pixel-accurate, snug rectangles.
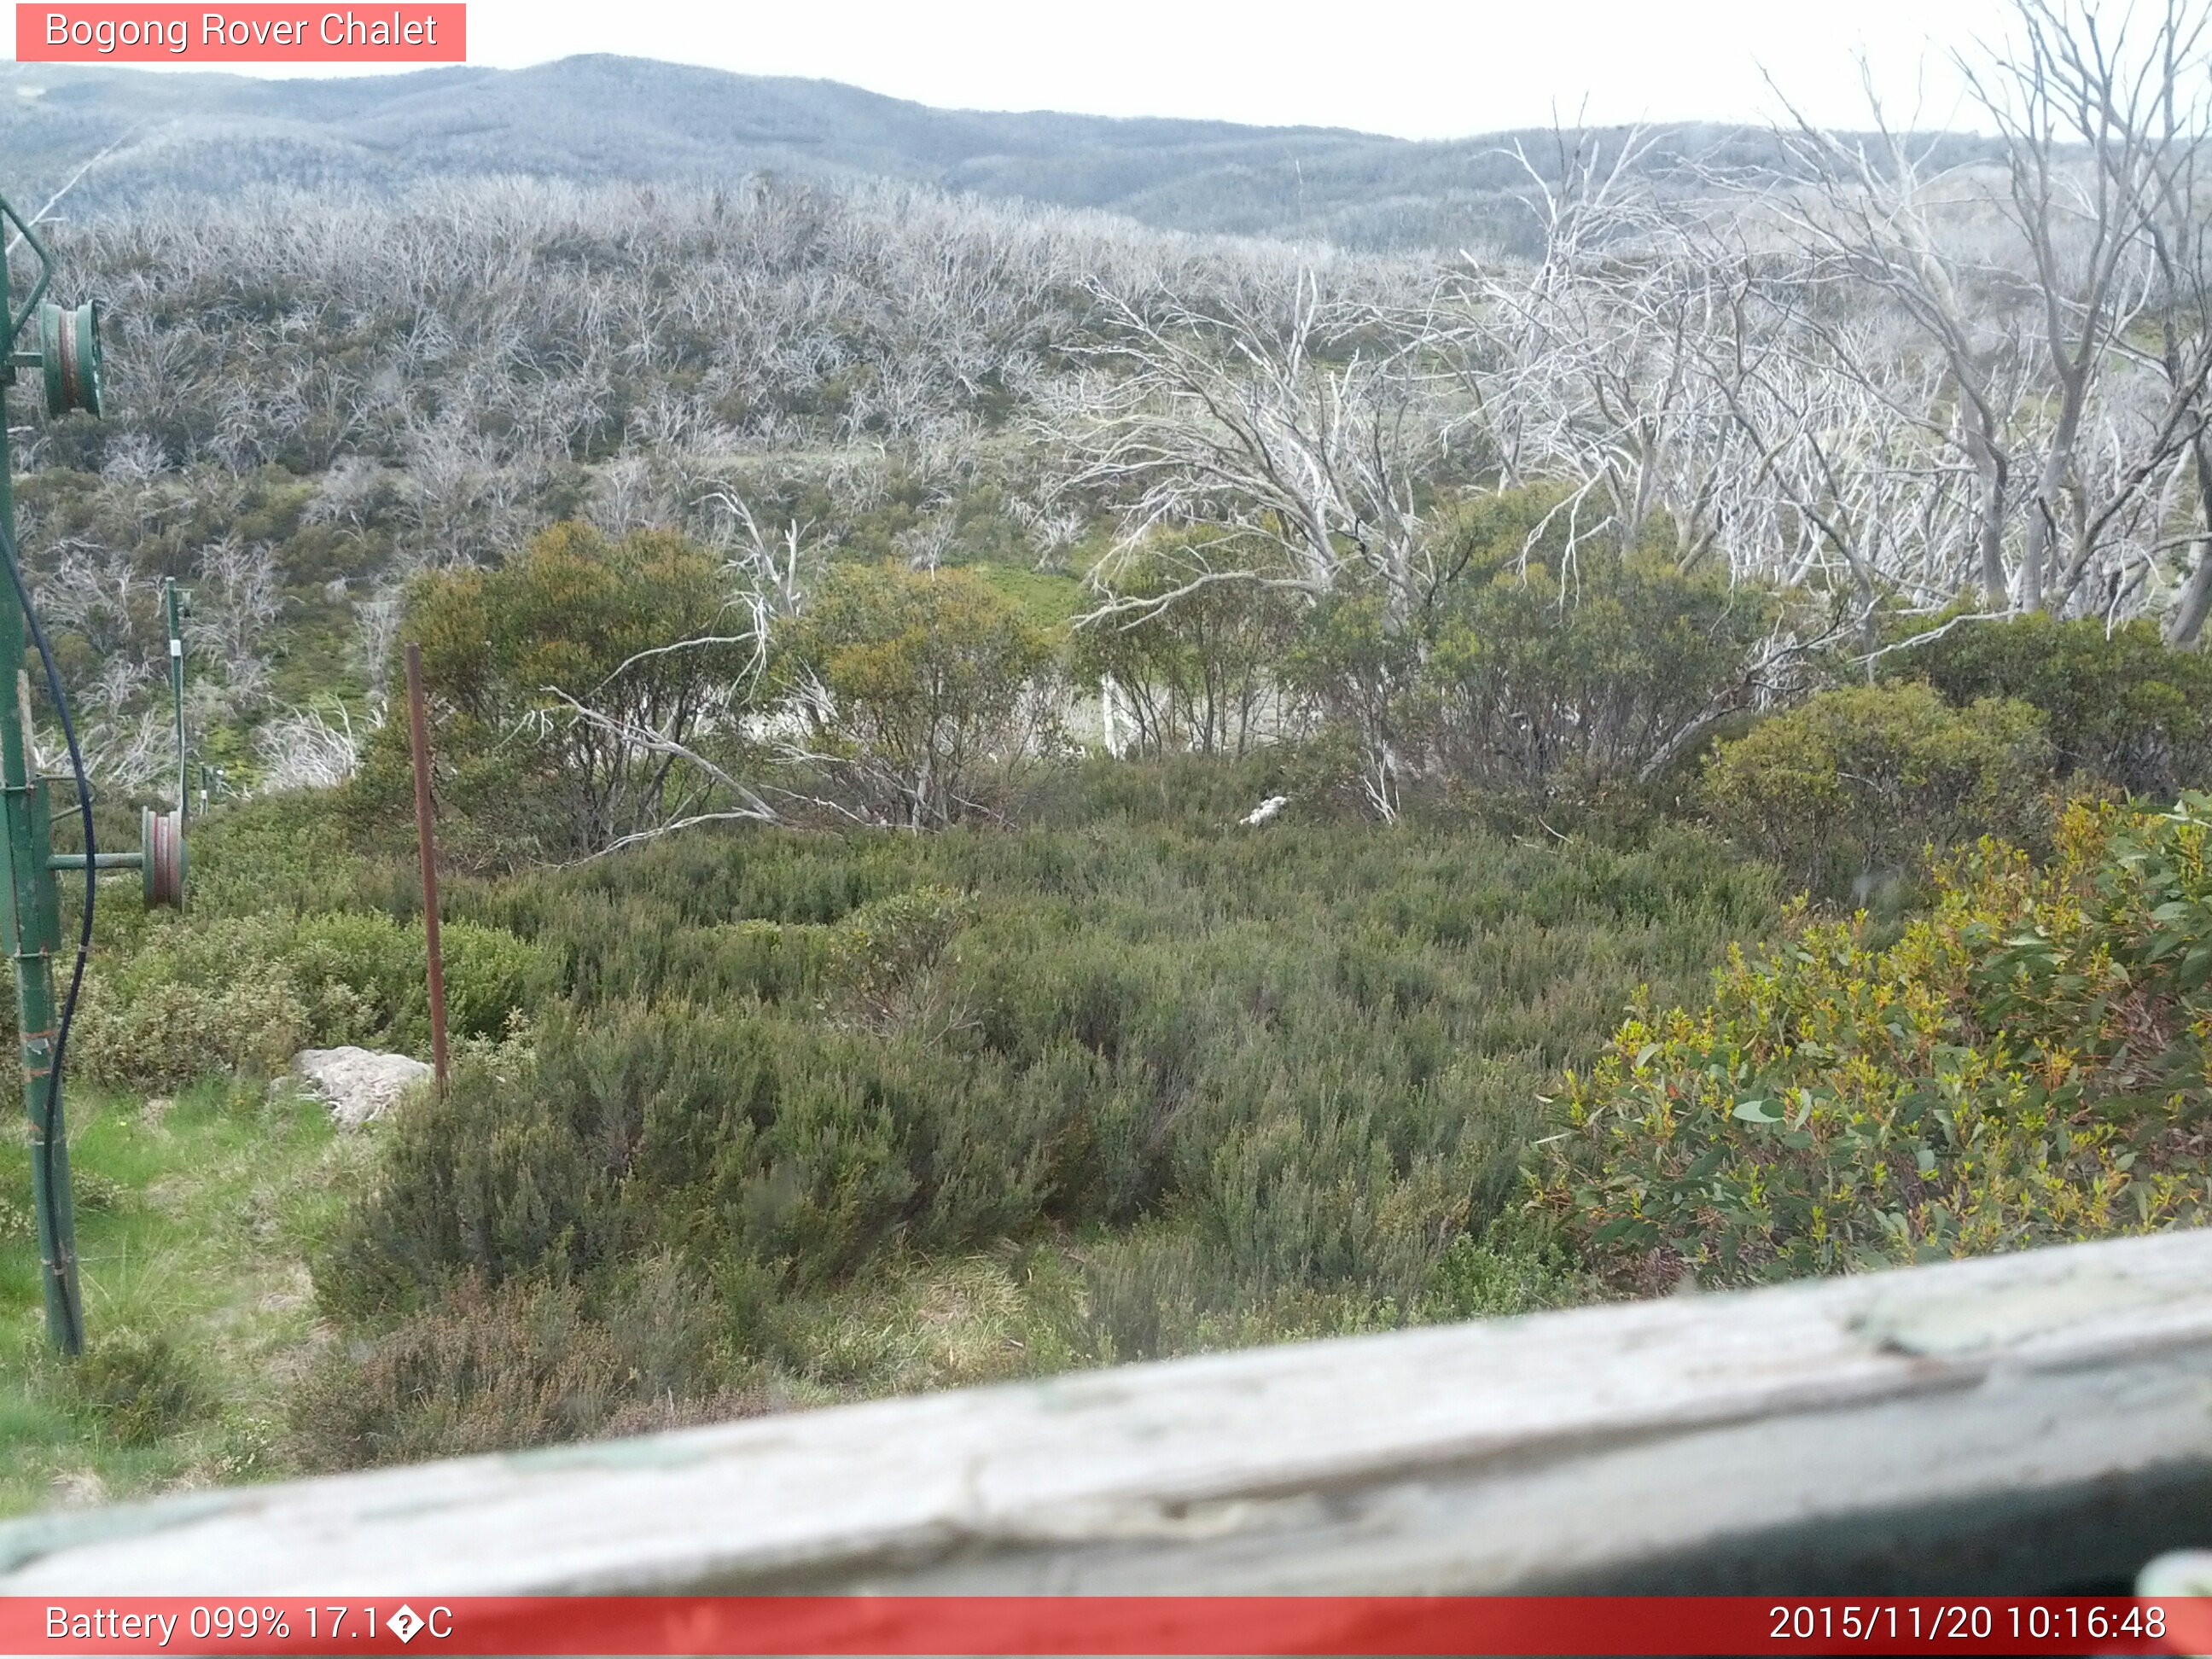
[0,54,1995,249]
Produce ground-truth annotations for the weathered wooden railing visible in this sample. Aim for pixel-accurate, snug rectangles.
[5,1228,2212,1594]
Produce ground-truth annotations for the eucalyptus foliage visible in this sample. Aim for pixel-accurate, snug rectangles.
[1543,797,2212,1292]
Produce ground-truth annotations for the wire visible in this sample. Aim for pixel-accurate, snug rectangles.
[0,514,91,1350]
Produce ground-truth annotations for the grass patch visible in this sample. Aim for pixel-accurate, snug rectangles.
[966,561,1086,630]
[0,1079,356,1516]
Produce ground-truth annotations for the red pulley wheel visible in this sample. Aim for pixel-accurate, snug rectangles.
[39,300,102,419]
[141,807,185,910]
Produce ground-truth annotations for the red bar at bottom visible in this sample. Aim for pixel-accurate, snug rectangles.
[5,1595,2210,1656]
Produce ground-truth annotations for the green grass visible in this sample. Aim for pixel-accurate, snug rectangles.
[0,1080,358,1516]
[967,561,1086,630]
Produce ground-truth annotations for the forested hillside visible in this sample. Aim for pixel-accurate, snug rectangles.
[4,0,2212,1511]
[0,55,2002,250]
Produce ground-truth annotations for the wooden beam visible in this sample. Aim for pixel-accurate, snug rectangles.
[7,1229,2212,1594]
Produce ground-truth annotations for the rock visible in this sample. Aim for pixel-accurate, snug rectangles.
[290,1046,435,1129]
[49,1468,108,1509]
[1240,795,1289,827]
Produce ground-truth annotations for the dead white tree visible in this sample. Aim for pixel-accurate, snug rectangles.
[1054,269,1458,627]
[2111,0,2212,643]
[536,689,783,862]
[696,491,812,618]
[255,704,364,791]
[1767,97,2038,608]
[186,536,282,701]
[521,496,835,856]
[1964,0,2212,617]
[1769,0,2212,622]
[1458,128,1748,571]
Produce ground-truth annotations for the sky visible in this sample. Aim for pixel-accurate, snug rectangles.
[62,0,2029,138]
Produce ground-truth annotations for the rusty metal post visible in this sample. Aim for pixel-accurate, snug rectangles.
[405,643,450,1096]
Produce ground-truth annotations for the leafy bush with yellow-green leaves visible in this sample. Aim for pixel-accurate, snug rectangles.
[1540,796,2212,1294]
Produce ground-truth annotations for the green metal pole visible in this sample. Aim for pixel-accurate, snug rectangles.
[0,211,84,1355]
[165,579,184,819]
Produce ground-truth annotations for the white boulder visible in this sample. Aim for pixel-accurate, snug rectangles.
[290,1046,435,1129]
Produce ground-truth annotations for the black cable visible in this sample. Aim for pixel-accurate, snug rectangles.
[0,515,91,1348]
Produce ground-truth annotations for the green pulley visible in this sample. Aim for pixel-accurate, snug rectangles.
[38,300,100,418]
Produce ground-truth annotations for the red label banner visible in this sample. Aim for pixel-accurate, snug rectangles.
[15,5,464,62]
[0,1596,2206,1656]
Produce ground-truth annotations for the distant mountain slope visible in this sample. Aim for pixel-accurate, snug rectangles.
[0,55,1999,249]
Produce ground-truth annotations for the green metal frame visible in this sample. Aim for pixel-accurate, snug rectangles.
[2,194,79,1353]
[3,187,184,1355]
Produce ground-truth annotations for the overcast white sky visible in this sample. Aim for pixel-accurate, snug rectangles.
[61,0,2029,138]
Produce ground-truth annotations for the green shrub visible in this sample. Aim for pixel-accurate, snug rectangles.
[1417,507,1787,799]
[779,561,1063,827]
[317,998,1046,1311]
[1887,614,2212,799]
[71,910,545,1091]
[1066,1226,1238,1364]
[1071,530,1301,758]
[1699,682,2053,899]
[1540,797,2212,1294]
[1418,1229,1590,1321]
[1284,491,1794,817]
[377,521,761,864]
[73,935,312,1091]
[183,789,381,917]
[1282,591,1423,818]
[284,911,550,1046]
[819,884,975,1028]
[319,800,1778,1355]
[1056,1224,1430,1365]
[289,1259,721,1470]
[75,1330,209,1447]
